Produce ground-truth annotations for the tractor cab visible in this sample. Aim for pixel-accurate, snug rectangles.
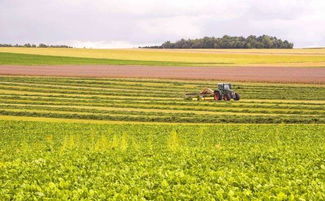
[217,83,232,91]
[214,83,240,101]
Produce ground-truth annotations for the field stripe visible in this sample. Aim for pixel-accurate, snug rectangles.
[0,76,324,123]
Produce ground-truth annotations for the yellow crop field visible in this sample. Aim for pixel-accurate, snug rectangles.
[1,47,325,67]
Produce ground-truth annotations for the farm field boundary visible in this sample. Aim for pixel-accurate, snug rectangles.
[1,115,324,126]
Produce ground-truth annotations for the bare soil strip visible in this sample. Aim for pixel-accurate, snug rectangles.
[0,65,324,84]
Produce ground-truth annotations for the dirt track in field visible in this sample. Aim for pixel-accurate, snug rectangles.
[0,65,324,84]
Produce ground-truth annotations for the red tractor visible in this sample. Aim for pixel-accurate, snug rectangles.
[185,83,240,101]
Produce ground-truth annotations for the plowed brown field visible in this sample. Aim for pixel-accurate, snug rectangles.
[0,65,324,84]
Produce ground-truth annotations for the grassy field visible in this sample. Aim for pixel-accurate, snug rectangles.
[1,48,325,66]
[0,52,192,66]
[0,76,324,199]
[0,76,324,124]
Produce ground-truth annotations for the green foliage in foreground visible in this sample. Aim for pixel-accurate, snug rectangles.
[1,120,324,200]
[0,52,201,66]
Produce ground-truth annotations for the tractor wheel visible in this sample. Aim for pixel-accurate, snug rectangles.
[214,91,222,101]
[224,94,231,101]
[234,93,240,101]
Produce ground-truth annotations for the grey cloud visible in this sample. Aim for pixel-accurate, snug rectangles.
[245,0,309,20]
[0,0,324,47]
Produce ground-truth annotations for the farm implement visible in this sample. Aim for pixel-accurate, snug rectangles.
[185,83,240,101]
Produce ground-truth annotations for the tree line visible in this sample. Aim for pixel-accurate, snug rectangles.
[0,43,72,48]
[142,35,294,49]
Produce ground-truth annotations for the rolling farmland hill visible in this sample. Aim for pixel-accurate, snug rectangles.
[0,50,325,199]
[1,48,325,67]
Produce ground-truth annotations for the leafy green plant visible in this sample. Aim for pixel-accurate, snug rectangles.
[0,121,324,200]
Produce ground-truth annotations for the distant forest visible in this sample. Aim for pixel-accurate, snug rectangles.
[143,35,294,49]
[0,43,72,48]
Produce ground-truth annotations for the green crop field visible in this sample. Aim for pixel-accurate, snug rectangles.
[1,122,325,200]
[0,52,192,66]
[1,48,325,67]
[0,76,325,200]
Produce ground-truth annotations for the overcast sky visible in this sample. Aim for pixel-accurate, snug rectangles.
[1,0,325,48]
